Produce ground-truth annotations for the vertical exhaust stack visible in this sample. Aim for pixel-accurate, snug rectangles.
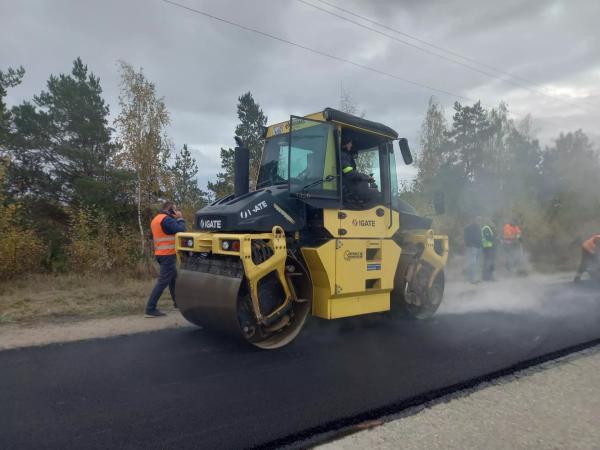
[234,136,250,198]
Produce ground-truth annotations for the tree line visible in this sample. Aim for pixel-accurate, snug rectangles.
[0,58,266,279]
[405,97,600,269]
[1,58,597,279]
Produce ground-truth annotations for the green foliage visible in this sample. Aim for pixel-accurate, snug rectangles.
[206,147,235,199]
[415,97,446,191]
[170,144,209,214]
[5,59,134,268]
[0,159,46,279]
[11,58,129,212]
[207,92,267,198]
[235,92,267,185]
[0,66,25,146]
[115,60,171,254]
[66,206,142,274]
[411,97,600,270]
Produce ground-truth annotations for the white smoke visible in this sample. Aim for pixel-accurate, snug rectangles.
[436,249,591,317]
[438,273,568,315]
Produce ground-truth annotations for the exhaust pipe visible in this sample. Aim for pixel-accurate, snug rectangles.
[234,136,250,197]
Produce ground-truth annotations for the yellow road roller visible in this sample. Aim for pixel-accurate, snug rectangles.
[175,108,448,349]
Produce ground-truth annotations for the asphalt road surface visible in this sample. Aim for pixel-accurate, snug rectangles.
[1,279,599,449]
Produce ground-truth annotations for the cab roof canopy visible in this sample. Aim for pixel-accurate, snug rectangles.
[322,107,398,140]
[266,107,399,141]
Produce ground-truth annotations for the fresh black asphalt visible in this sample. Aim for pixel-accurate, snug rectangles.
[1,281,599,449]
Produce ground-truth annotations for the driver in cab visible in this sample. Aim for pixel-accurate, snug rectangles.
[340,136,379,207]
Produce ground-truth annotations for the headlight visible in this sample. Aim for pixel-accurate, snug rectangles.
[180,237,194,248]
[221,240,240,251]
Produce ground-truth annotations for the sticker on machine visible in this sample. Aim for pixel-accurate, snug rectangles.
[367,263,381,271]
[240,200,268,219]
[198,218,222,229]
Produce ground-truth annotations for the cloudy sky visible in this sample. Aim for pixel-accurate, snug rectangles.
[2,0,599,187]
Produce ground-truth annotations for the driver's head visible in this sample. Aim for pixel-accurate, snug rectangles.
[341,136,353,152]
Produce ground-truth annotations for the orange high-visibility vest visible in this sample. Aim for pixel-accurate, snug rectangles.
[503,224,522,241]
[582,235,600,254]
[151,213,176,256]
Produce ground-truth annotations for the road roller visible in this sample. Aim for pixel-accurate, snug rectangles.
[175,108,449,349]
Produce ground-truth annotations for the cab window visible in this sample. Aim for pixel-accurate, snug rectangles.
[355,147,382,194]
[288,117,338,198]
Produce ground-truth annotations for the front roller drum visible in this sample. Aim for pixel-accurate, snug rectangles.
[176,269,244,337]
[176,265,311,349]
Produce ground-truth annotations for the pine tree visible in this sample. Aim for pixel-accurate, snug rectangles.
[235,92,267,186]
[5,59,132,266]
[0,66,25,148]
[208,92,267,198]
[445,101,492,182]
[9,59,127,209]
[171,144,209,211]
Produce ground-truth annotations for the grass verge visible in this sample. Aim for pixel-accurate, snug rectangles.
[0,274,173,326]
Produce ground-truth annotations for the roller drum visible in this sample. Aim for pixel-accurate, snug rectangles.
[176,268,244,337]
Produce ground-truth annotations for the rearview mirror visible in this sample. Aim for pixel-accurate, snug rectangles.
[398,138,413,165]
[434,190,445,215]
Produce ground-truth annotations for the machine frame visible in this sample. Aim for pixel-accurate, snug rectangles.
[175,108,449,349]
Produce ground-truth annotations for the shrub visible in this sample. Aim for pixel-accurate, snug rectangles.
[0,203,47,279]
[66,206,145,275]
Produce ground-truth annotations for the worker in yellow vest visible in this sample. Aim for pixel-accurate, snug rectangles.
[145,201,187,317]
[574,234,600,283]
[481,222,496,281]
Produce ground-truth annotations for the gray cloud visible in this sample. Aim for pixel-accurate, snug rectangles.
[2,0,599,189]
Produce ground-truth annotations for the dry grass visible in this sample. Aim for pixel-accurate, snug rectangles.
[0,273,175,326]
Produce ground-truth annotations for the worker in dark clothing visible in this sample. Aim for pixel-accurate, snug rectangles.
[574,234,600,283]
[145,201,187,317]
[481,221,497,281]
[464,218,483,283]
[340,137,380,208]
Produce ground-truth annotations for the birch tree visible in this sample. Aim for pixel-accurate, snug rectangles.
[115,61,171,253]
[415,96,447,190]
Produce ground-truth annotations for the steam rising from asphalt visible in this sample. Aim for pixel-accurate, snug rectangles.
[437,257,597,317]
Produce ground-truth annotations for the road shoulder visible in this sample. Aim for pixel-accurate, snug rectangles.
[0,311,192,350]
[317,347,600,450]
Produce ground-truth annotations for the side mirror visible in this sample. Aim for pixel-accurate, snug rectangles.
[397,138,413,165]
[433,190,445,215]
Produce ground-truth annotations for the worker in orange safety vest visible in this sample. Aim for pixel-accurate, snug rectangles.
[574,234,600,283]
[145,201,187,317]
[503,218,523,273]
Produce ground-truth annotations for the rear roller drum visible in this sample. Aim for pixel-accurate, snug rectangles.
[393,266,445,319]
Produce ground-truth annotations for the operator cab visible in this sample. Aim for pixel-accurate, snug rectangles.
[257,108,409,212]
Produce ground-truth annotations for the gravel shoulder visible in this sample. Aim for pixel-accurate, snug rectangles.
[317,347,600,450]
[0,309,191,350]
